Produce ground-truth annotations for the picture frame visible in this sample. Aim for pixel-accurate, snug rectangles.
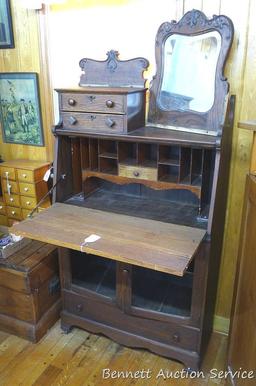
[0,0,14,49]
[0,73,44,146]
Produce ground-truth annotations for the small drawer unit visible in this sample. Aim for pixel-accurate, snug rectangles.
[56,87,146,135]
[0,160,50,224]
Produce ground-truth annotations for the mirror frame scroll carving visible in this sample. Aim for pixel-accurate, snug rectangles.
[148,9,234,135]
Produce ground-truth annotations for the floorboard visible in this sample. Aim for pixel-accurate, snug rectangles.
[0,321,228,386]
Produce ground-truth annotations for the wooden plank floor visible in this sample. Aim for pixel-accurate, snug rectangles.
[0,321,228,386]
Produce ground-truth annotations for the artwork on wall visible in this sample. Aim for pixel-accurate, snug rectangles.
[0,73,44,146]
[0,0,14,49]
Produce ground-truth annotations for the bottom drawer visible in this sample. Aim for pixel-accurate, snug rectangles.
[63,290,199,351]
[7,206,22,220]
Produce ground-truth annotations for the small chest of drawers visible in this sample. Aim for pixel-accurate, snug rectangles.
[56,87,146,135]
[0,160,50,226]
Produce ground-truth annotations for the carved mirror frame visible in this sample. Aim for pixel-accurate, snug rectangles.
[148,10,234,135]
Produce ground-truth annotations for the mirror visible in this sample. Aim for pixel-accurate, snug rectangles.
[148,10,234,134]
[159,31,221,113]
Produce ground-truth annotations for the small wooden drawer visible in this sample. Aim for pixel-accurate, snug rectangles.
[6,206,22,220]
[4,193,20,207]
[22,209,32,219]
[0,167,16,181]
[119,164,158,181]
[60,92,124,114]
[2,179,19,194]
[17,169,34,183]
[20,196,37,210]
[0,214,8,226]
[19,182,36,197]
[0,203,6,215]
[61,112,125,133]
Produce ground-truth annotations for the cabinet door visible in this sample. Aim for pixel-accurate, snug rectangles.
[227,174,256,383]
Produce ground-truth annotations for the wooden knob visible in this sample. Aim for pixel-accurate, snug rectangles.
[68,98,76,106]
[172,333,180,343]
[11,211,16,215]
[76,304,83,312]
[26,201,31,205]
[106,100,114,108]
[24,187,29,192]
[10,198,14,202]
[22,173,27,178]
[105,118,115,128]
[68,116,77,125]
[0,206,2,210]
[133,171,140,177]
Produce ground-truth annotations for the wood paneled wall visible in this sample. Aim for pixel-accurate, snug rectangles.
[0,0,54,162]
[1,0,256,332]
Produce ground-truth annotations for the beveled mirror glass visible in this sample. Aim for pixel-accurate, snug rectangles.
[148,10,234,134]
[159,31,221,113]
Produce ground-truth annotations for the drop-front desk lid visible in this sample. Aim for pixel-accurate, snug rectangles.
[11,203,206,277]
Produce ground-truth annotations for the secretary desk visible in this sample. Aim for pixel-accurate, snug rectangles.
[11,10,235,370]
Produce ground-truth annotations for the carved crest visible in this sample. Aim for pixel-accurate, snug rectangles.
[79,50,149,88]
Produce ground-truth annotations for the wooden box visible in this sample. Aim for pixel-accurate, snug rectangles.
[0,240,61,342]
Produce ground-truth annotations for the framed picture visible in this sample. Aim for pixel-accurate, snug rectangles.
[0,73,44,146]
[0,0,14,49]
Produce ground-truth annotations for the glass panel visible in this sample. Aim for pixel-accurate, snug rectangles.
[159,31,221,113]
[70,251,116,299]
[132,265,192,317]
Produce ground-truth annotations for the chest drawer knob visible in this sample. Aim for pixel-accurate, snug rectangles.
[172,333,180,343]
[22,173,27,178]
[105,118,115,128]
[133,171,140,177]
[68,116,77,125]
[76,304,83,312]
[26,201,31,205]
[11,211,16,215]
[10,198,14,202]
[24,187,29,192]
[106,100,115,108]
[68,98,76,106]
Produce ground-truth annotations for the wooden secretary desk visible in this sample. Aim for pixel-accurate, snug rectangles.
[11,10,234,370]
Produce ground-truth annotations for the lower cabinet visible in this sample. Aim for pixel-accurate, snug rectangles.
[59,247,209,370]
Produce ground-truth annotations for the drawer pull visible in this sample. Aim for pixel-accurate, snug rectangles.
[88,95,96,102]
[24,187,29,192]
[133,171,140,177]
[22,173,27,178]
[26,201,31,205]
[68,116,77,125]
[105,118,115,128]
[68,98,76,106]
[11,211,16,215]
[106,100,114,108]
[90,115,96,121]
[76,304,83,312]
[172,333,180,343]
[0,206,2,210]
[10,198,14,202]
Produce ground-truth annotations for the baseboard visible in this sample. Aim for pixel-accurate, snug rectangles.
[213,315,230,335]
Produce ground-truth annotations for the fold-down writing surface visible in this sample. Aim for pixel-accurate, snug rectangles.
[11,203,206,276]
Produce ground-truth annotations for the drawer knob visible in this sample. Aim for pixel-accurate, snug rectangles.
[133,171,140,177]
[24,187,29,192]
[68,116,77,125]
[76,304,83,312]
[106,100,114,108]
[172,333,180,343]
[11,211,16,215]
[10,198,14,202]
[26,201,31,205]
[0,206,2,210]
[68,98,76,106]
[22,173,27,178]
[105,118,115,128]
[90,115,96,121]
